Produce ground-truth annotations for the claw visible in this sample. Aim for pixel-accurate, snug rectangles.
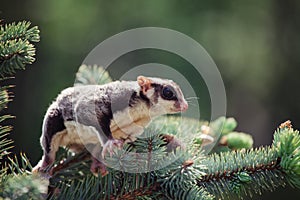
[32,165,52,179]
[32,157,53,179]
[101,139,123,158]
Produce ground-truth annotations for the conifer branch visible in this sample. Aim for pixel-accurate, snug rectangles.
[197,121,300,199]
[0,21,40,77]
[197,147,283,199]
[0,20,44,199]
[0,21,40,43]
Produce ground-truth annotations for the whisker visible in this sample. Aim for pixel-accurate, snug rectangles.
[186,96,200,100]
[186,100,198,103]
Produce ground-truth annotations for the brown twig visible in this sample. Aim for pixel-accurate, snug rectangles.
[110,183,160,200]
[197,157,281,184]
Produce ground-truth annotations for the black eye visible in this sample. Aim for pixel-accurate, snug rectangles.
[162,86,176,100]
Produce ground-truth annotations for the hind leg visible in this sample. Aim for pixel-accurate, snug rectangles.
[32,104,66,174]
[32,129,67,174]
[32,151,56,173]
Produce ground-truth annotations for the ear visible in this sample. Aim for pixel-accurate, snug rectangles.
[137,76,152,93]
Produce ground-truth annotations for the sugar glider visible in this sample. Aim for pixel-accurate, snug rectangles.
[33,76,188,176]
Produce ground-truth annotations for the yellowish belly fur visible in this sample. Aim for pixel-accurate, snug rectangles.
[50,105,152,153]
[51,115,150,152]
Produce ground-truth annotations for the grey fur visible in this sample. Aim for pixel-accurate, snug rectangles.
[43,81,144,148]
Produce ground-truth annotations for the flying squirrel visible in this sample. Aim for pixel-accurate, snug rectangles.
[32,76,189,176]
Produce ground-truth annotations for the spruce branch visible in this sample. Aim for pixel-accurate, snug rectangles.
[197,121,300,199]
[48,149,213,200]
[155,153,213,200]
[0,20,44,200]
[197,147,282,199]
[0,21,40,77]
[0,152,48,199]
[46,117,213,200]
[0,21,40,43]
[273,121,300,188]
[0,173,48,200]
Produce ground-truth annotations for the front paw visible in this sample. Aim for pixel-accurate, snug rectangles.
[162,134,185,153]
[101,139,124,158]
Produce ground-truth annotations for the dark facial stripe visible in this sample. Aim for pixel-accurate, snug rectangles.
[152,83,162,104]
[139,91,151,107]
[129,91,138,107]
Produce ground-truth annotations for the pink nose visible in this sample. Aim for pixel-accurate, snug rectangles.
[181,102,188,111]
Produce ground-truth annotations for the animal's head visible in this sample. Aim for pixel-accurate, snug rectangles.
[137,76,188,116]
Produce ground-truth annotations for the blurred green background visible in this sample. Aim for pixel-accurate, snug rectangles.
[2,0,300,199]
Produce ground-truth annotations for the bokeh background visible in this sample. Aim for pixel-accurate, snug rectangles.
[2,0,300,199]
